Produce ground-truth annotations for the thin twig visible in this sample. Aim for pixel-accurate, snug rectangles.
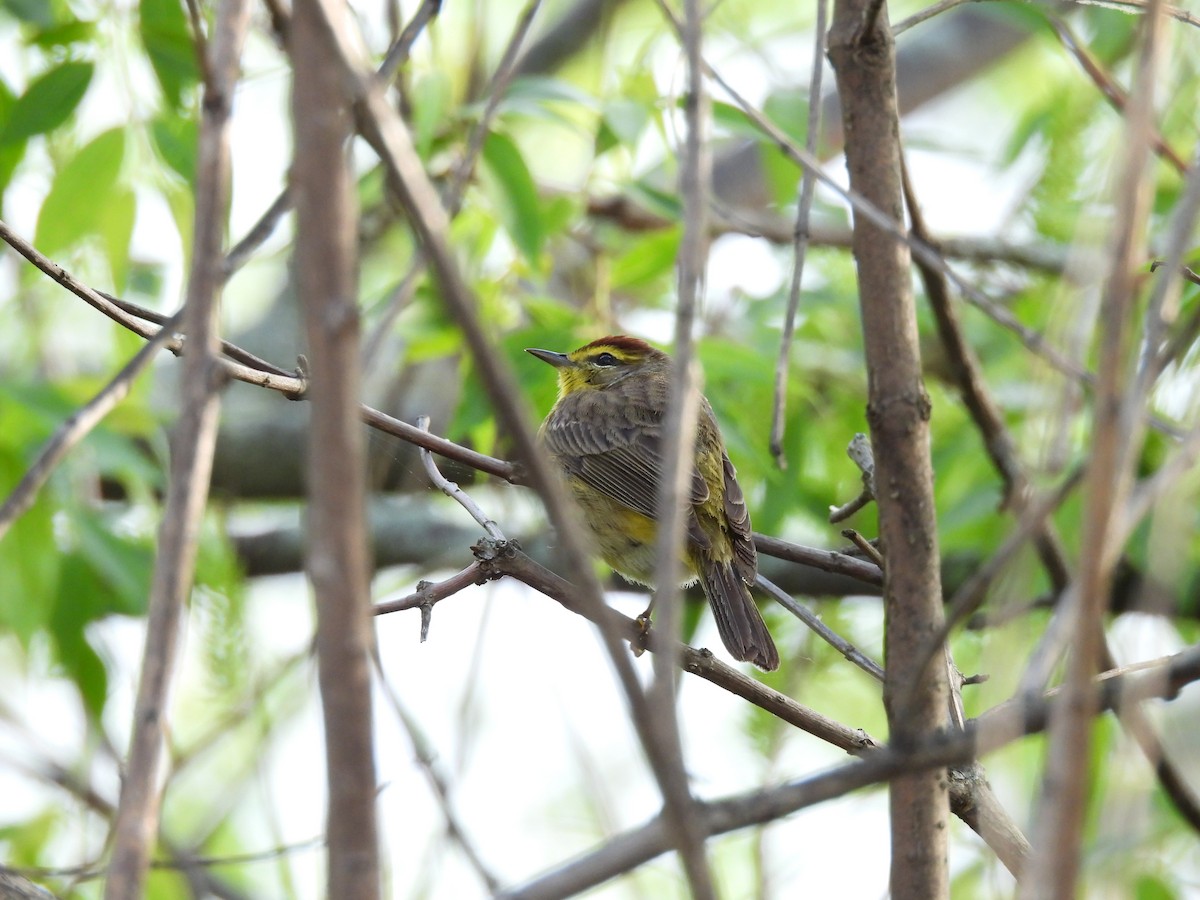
[498,641,1200,900]
[1022,5,1166,895]
[374,562,487,617]
[379,0,443,83]
[416,416,505,539]
[370,653,503,892]
[756,576,885,682]
[753,533,883,585]
[641,0,717,889]
[892,0,969,35]
[1139,142,1200,386]
[769,0,827,467]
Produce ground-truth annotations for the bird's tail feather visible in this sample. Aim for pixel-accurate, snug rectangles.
[703,562,780,671]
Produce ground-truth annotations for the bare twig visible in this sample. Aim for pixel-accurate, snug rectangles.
[754,533,883,585]
[639,0,717,889]
[370,655,502,892]
[756,575,885,681]
[105,1,252,895]
[1139,143,1200,386]
[416,416,505,539]
[1022,6,1166,896]
[769,0,827,467]
[498,641,1200,899]
[220,0,443,282]
[374,561,486,618]
[291,0,380,893]
[378,0,443,83]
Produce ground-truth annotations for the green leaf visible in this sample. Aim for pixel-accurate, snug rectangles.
[610,227,681,290]
[410,71,451,158]
[139,0,198,111]
[0,60,93,145]
[0,448,58,640]
[596,98,650,156]
[27,18,96,48]
[0,77,26,197]
[711,100,769,142]
[34,127,126,256]
[151,112,198,184]
[51,556,110,719]
[71,509,154,617]
[1134,874,1177,900]
[99,184,137,288]
[762,89,808,145]
[481,131,545,264]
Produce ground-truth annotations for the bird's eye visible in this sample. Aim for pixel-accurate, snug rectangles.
[594,352,619,366]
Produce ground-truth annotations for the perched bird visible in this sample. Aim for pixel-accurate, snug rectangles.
[527,335,779,670]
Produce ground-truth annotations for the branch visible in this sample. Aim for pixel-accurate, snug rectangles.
[769,0,827,467]
[105,1,252,895]
[291,0,380,894]
[498,640,1200,899]
[1023,6,1166,895]
[828,4,950,897]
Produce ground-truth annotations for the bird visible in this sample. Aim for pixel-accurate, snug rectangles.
[526,335,780,670]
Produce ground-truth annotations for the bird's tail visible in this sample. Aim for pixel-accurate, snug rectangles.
[702,561,780,671]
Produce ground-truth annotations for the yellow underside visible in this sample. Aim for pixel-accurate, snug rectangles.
[566,475,706,586]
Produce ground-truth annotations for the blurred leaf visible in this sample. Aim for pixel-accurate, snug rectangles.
[761,143,801,208]
[139,0,198,111]
[152,112,198,184]
[411,71,451,158]
[0,448,58,640]
[495,75,598,128]
[1133,873,1176,900]
[610,227,680,290]
[481,131,545,264]
[34,126,126,256]
[0,809,58,863]
[0,60,93,145]
[711,100,769,142]
[71,508,154,617]
[51,556,111,719]
[596,98,650,156]
[27,17,95,47]
[625,179,682,221]
[0,77,25,197]
[763,90,808,144]
[99,184,137,288]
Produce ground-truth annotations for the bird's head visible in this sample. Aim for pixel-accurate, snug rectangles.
[526,335,667,395]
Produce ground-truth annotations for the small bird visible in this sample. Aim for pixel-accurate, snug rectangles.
[527,335,780,670]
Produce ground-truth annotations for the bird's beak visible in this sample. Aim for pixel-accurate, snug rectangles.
[525,348,574,368]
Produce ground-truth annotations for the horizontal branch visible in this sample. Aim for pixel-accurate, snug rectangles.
[499,640,1200,898]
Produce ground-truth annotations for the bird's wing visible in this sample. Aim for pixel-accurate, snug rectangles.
[721,452,758,581]
[542,391,709,522]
